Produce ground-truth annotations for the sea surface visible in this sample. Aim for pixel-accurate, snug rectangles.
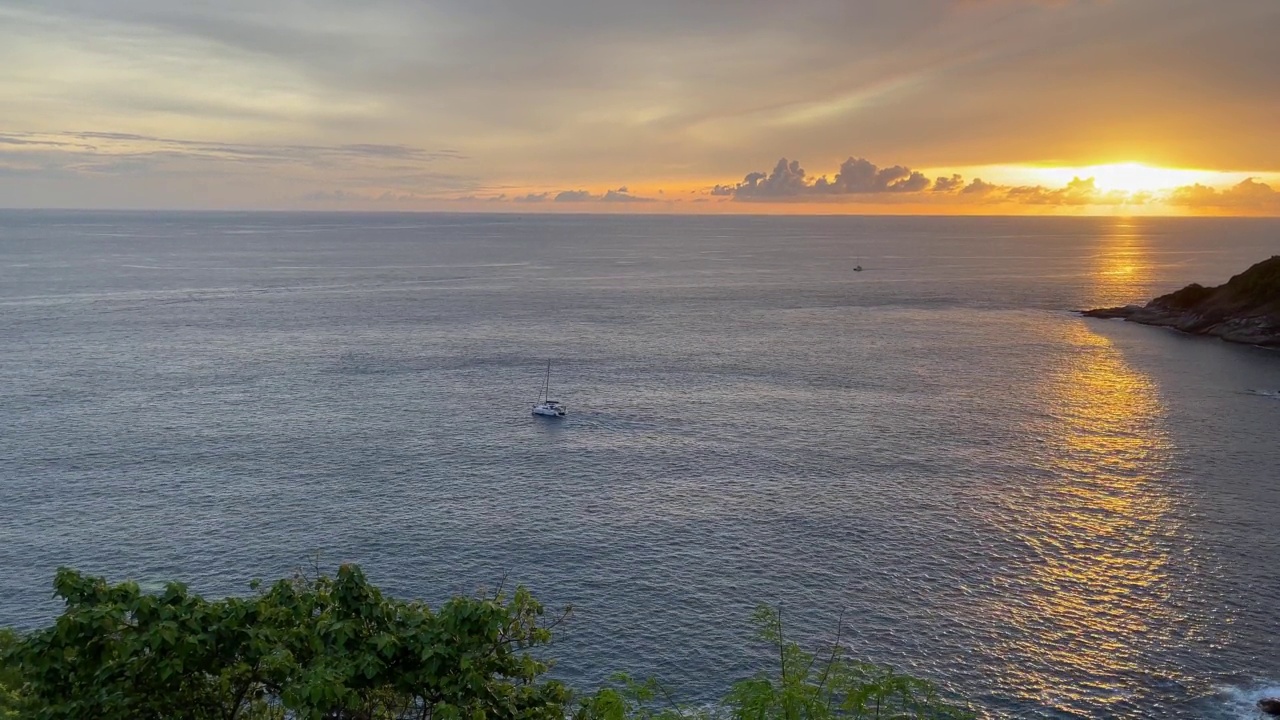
[1,211,1279,718]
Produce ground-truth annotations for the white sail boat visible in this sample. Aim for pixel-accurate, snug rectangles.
[531,360,567,417]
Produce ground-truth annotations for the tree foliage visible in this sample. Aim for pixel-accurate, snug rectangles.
[0,629,23,719]
[2,565,569,720]
[2,569,972,720]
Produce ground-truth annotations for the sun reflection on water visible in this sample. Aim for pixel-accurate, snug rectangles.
[984,322,1194,714]
[1090,223,1156,307]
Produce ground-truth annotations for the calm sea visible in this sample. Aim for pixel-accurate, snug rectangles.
[1,211,1278,719]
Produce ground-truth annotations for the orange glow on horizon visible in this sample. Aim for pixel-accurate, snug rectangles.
[427,163,1280,216]
[1020,163,1239,193]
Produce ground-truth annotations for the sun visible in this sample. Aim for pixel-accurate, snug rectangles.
[1029,163,1222,193]
[1078,163,1196,193]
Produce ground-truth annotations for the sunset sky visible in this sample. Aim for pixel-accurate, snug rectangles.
[1,0,1278,214]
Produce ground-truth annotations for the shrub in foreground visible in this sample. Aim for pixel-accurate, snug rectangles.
[0,629,21,719]
[0,567,972,720]
[3,565,566,720]
[578,606,972,720]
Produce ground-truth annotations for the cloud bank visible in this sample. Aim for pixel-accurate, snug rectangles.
[469,187,657,204]
[712,156,1280,211]
[2,0,1277,210]
[1167,178,1280,210]
[2,128,1277,213]
[0,130,476,207]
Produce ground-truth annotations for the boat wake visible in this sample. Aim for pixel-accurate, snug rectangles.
[1244,389,1280,399]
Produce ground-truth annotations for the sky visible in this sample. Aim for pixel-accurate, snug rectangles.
[1,0,1278,214]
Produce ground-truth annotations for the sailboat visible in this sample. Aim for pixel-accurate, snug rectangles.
[531,360,567,417]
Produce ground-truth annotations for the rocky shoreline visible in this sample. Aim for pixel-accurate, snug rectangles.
[1082,255,1280,347]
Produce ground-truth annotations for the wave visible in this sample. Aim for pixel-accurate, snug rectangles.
[1217,682,1280,719]
[1244,389,1280,399]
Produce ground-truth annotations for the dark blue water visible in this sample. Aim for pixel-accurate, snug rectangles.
[1,211,1278,719]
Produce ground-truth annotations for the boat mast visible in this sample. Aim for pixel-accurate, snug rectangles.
[543,360,551,402]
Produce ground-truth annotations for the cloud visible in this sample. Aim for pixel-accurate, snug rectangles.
[966,176,1138,206]
[376,190,425,202]
[0,133,85,148]
[601,188,656,202]
[29,131,462,164]
[961,178,998,195]
[1006,176,1111,205]
[933,174,965,192]
[301,189,356,203]
[824,158,932,193]
[0,130,467,179]
[733,158,811,197]
[502,187,662,203]
[300,188,426,203]
[2,0,1277,212]
[1167,178,1280,210]
[726,157,949,199]
[710,154,1263,209]
[0,129,482,207]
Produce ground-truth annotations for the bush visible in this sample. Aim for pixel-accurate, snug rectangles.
[2,568,972,720]
[3,565,569,720]
[0,629,23,719]
[575,606,972,720]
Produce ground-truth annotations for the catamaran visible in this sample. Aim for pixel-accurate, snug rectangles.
[531,360,567,417]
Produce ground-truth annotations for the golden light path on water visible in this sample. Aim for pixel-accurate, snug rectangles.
[1089,225,1158,307]
[977,232,1203,714]
[985,322,1186,712]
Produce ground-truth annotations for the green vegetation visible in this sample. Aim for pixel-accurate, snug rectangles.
[1,629,22,719]
[578,606,971,720]
[0,566,972,720]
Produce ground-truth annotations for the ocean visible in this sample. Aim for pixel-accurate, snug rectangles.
[1,211,1278,718]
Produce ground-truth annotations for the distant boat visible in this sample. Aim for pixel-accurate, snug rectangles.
[853,265,863,272]
[531,360,567,417]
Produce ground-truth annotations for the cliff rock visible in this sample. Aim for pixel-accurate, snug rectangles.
[1082,255,1280,346]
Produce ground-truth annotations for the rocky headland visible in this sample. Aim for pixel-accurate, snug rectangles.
[1082,255,1280,347]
